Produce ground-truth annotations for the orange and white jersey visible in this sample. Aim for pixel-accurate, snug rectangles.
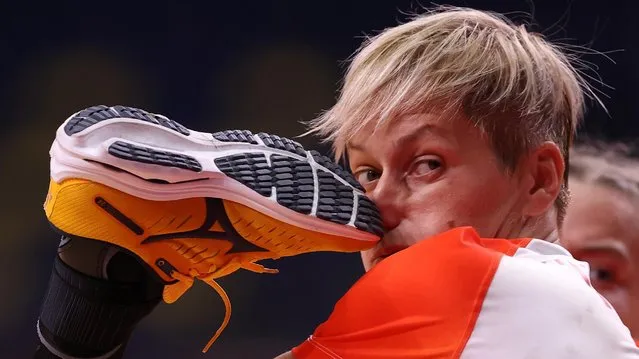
[293,227,639,358]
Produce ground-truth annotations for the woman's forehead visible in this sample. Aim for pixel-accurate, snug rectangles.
[346,113,456,151]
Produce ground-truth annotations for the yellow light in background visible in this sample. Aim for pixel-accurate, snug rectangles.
[209,42,338,147]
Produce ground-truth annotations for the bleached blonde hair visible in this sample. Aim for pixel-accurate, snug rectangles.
[307,6,601,222]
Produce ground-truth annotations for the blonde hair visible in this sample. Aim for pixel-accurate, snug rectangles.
[307,6,601,222]
[570,141,639,198]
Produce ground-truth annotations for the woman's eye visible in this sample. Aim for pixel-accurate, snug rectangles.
[412,159,442,176]
[591,267,615,283]
[355,169,381,185]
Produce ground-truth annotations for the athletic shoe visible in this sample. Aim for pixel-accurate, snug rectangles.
[44,105,382,351]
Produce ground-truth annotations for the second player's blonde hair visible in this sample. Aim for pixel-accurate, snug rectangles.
[570,141,639,198]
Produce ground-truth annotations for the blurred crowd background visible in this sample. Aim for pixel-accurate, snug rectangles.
[1,0,638,357]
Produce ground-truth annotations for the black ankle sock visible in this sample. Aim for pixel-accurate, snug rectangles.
[37,254,163,358]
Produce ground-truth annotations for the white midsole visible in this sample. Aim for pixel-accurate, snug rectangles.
[50,116,376,242]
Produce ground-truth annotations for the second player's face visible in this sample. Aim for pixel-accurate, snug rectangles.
[561,181,639,338]
[348,113,530,271]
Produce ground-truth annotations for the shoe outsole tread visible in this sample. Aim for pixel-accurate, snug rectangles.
[65,105,191,136]
[62,105,383,238]
[108,141,203,172]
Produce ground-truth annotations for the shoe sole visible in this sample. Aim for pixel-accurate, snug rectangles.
[49,106,382,250]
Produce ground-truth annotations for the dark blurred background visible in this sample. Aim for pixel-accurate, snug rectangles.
[0,0,636,358]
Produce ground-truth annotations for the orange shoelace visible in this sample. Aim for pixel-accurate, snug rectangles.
[166,260,278,353]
